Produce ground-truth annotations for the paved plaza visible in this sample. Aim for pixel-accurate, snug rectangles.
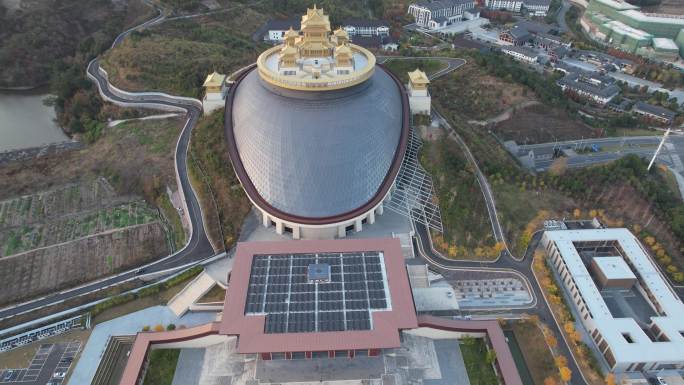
[167,331,470,385]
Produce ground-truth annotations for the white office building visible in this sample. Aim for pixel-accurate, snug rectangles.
[541,228,684,373]
[408,0,477,28]
[485,0,523,12]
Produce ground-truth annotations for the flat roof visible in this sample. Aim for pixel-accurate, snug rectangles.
[593,256,636,281]
[220,238,418,353]
[543,229,684,364]
[619,9,684,26]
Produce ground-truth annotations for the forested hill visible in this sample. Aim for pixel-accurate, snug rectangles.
[0,0,154,88]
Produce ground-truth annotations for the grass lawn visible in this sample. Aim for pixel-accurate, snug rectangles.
[141,349,180,385]
[383,59,446,83]
[198,284,226,303]
[461,339,499,385]
[511,322,559,385]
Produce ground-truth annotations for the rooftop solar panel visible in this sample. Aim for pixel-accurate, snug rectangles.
[245,251,390,334]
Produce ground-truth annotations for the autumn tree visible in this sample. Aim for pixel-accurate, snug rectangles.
[544,377,557,385]
[559,366,572,382]
[605,373,616,385]
[555,355,567,368]
[153,324,164,332]
[545,333,558,349]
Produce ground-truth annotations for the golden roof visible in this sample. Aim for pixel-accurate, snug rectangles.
[284,27,298,39]
[335,44,352,55]
[301,5,330,29]
[280,45,298,55]
[334,27,348,37]
[203,71,226,87]
[408,69,429,85]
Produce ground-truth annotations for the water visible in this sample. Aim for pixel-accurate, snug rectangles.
[0,92,70,152]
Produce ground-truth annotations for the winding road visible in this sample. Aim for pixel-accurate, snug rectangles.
[0,4,215,324]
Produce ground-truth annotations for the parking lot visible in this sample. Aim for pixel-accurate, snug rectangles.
[0,341,80,385]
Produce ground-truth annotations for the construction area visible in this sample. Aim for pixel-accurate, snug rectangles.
[0,178,172,306]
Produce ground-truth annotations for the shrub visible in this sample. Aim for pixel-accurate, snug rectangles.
[166,323,176,331]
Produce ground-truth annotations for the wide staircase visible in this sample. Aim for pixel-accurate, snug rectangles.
[91,335,136,385]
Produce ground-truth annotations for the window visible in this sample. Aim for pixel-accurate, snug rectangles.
[622,333,634,343]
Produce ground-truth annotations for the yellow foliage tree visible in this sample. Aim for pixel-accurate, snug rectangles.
[555,355,567,367]
[573,208,581,218]
[153,324,165,332]
[605,373,616,385]
[544,377,557,385]
[559,367,572,382]
[546,333,558,348]
[448,245,458,258]
[644,236,656,246]
[564,322,575,335]
[589,209,598,217]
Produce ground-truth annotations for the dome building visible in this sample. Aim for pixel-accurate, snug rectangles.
[224,6,409,239]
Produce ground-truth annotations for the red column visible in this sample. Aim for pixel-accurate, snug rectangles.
[261,352,272,360]
[328,350,335,358]
[369,348,379,357]
[305,351,312,359]
[285,352,293,360]
[348,350,355,359]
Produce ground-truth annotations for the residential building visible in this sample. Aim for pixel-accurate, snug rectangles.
[557,71,620,105]
[485,0,523,12]
[501,45,540,63]
[522,0,551,16]
[261,18,301,42]
[407,0,476,28]
[632,101,676,124]
[350,35,399,51]
[541,228,684,372]
[341,18,390,36]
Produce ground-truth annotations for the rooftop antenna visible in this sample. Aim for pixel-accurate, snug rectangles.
[647,127,671,171]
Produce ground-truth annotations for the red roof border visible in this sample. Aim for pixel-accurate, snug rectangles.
[219,238,418,353]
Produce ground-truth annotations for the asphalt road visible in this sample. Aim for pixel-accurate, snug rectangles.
[520,135,684,171]
[0,5,214,324]
[413,222,589,385]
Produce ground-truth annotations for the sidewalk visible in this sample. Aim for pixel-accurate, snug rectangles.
[69,306,217,385]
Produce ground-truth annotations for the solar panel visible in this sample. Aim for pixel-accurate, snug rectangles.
[245,251,390,334]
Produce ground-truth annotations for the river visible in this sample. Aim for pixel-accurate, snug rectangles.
[0,91,70,152]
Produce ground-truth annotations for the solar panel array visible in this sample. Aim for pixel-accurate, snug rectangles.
[245,252,389,334]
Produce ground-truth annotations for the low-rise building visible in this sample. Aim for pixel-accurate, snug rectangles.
[522,0,551,16]
[260,18,301,42]
[485,0,523,12]
[408,0,476,28]
[341,18,390,37]
[350,35,399,51]
[541,228,684,372]
[557,71,620,105]
[501,45,540,64]
[499,27,531,45]
[632,101,676,125]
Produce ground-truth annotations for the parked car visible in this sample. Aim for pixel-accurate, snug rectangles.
[53,371,66,379]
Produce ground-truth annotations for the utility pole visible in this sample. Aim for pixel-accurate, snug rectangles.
[647,127,671,171]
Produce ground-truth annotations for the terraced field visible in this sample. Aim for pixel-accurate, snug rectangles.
[0,179,172,306]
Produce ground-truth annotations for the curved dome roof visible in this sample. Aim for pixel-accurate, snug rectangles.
[226,66,406,222]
